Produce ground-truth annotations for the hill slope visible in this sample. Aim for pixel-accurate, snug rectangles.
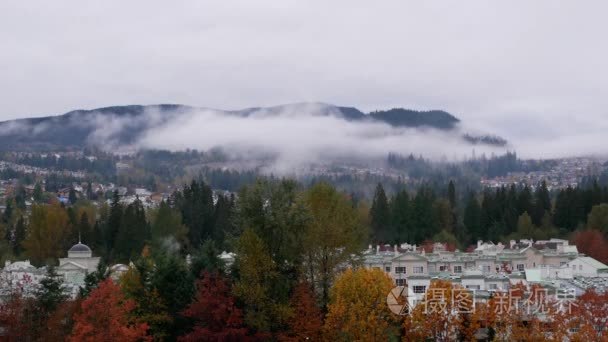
[0,103,506,151]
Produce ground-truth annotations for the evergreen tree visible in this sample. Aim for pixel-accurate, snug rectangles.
[447,180,457,209]
[86,182,93,200]
[465,192,483,241]
[80,258,108,297]
[68,186,78,205]
[36,265,68,316]
[532,181,551,226]
[370,183,391,243]
[114,197,149,263]
[173,180,215,250]
[33,182,43,202]
[390,189,412,243]
[12,216,26,256]
[151,201,188,253]
[106,191,123,255]
[190,239,225,278]
[152,252,195,338]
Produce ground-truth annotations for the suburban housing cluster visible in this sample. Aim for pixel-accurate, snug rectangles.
[363,238,608,306]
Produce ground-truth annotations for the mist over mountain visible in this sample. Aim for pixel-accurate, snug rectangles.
[0,102,505,151]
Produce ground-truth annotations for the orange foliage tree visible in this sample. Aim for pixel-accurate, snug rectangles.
[69,279,150,342]
[404,280,476,341]
[569,289,608,341]
[324,267,397,341]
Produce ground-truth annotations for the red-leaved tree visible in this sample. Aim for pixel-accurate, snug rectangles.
[69,279,150,341]
[179,272,262,341]
[279,282,323,342]
[572,229,608,264]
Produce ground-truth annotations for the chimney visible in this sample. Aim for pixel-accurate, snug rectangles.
[376,245,379,255]
[394,245,398,257]
[4,260,10,267]
[510,240,516,249]
[477,240,483,248]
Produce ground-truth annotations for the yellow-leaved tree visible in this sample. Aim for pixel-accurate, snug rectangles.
[324,267,397,341]
[23,203,71,265]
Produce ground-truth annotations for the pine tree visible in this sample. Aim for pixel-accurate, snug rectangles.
[114,198,149,263]
[33,182,43,202]
[106,190,123,254]
[447,180,456,209]
[390,189,411,243]
[36,265,68,318]
[370,183,391,243]
[68,186,78,205]
[12,216,26,256]
[532,181,551,226]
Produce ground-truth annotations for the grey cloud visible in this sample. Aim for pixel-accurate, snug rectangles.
[0,1,607,159]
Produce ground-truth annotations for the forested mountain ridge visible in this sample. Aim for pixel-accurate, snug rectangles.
[0,103,507,150]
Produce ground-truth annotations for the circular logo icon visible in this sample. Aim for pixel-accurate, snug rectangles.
[387,285,415,315]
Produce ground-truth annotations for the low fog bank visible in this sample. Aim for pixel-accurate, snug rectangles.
[133,105,506,173]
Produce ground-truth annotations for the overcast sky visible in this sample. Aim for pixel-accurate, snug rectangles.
[1,1,607,156]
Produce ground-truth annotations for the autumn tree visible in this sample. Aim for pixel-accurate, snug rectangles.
[278,282,323,342]
[23,203,71,266]
[324,268,397,341]
[571,229,608,264]
[179,272,261,341]
[70,278,150,341]
[404,280,475,341]
[569,289,608,340]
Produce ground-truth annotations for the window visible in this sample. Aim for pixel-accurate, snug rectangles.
[572,265,576,270]
[516,264,525,272]
[413,285,426,294]
[439,265,447,272]
[488,284,498,290]
[482,265,491,273]
[560,262,567,266]
[466,285,481,290]
[385,266,391,273]
[413,266,424,274]
[395,279,406,286]
[395,267,406,274]
[453,266,462,273]
[579,265,582,271]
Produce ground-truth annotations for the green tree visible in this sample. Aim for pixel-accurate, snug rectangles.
[33,182,43,202]
[190,239,225,278]
[150,201,188,253]
[370,183,391,242]
[587,203,608,233]
[152,252,195,338]
[36,265,68,318]
[12,216,26,256]
[68,186,78,205]
[390,189,412,243]
[302,182,367,310]
[23,204,71,266]
[114,198,149,262]
[233,228,284,333]
[106,191,123,254]
[464,192,482,242]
